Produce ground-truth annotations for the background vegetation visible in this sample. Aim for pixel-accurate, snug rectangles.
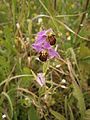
[0,0,90,120]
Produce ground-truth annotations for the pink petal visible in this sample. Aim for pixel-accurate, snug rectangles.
[36,73,45,87]
[48,47,60,58]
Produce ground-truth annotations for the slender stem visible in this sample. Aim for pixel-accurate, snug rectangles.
[31,14,89,41]
[38,0,59,32]
[54,0,57,10]
[17,87,38,99]
[0,74,33,87]
[76,0,90,37]
[3,64,16,92]
[50,65,68,75]
[31,12,86,21]
[56,19,89,41]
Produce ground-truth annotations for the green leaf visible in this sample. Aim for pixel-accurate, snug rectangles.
[79,44,90,58]
[80,56,90,64]
[13,111,18,120]
[43,61,49,75]
[28,105,39,120]
[12,0,16,28]
[1,92,13,119]
[72,80,86,120]
[68,104,74,120]
[50,109,66,120]
[31,69,37,80]
[84,109,90,120]
[0,55,10,81]
[0,107,2,120]
[20,67,33,88]
[28,19,32,37]
[64,96,68,119]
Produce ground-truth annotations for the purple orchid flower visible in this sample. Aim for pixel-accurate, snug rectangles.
[32,40,51,52]
[32,28,54,48]
[36,73,45,87]
[34,28,54,44]
[32,29,60,61]
[32,40,59,59]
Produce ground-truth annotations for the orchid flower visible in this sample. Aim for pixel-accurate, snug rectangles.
[32,29,59,61]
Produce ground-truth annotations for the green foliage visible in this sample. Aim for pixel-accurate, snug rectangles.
[28,105,40,120]
[1,92,13,119]
[84,109,90,120]
[72,80,86,120]
[50,109,66,120]
[0,0,90,120]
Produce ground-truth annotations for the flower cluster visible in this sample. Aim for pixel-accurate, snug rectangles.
[32,28,59,61]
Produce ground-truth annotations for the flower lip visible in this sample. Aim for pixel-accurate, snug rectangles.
[47,35,56,45]
[39,50,48,62]
[38,47,60,61]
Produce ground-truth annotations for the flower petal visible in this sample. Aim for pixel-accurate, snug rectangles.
[35,30,46,44]
[43,41,51,49]
[36,73,45,87]
[32,43,43,52]
[32,41,51,52]
[35,35,46,44]
[37,30,46,36]
[48,47,60,58]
